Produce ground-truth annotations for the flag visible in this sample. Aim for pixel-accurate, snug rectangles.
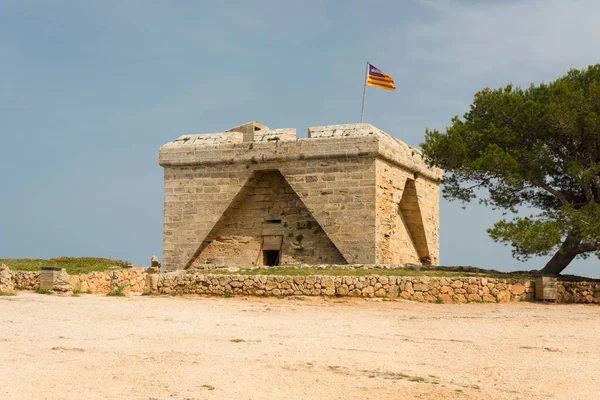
[366,63,396,91]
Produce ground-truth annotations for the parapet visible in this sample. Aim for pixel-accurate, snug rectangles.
[159,121,442,182]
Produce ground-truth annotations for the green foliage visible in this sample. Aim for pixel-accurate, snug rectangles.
[422,64,600,273]
[487,218,562,260]
[107,285,126,297]
[0,291,17,296]
[35,288,50,295]
[0,257,128,274]
[267,136,280,141]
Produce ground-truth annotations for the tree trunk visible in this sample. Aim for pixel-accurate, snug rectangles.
[539,233,581,275]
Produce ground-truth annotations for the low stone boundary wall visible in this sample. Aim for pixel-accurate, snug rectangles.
[8,267,150,294]
[560,281,599,303]
[68,268,148,294]
[3,264,599,304]
[11,271,40,290]
[155,273,599,304]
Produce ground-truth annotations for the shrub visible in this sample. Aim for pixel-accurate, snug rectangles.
[107,285,126,297]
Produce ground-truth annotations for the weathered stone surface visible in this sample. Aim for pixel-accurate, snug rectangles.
[0,264,15,294]
[512,283,525,295]
[467,294,482,302]
[151,256,161,269]
[451,280,464,289]
[497,290,511,303]
[413,283,428,292]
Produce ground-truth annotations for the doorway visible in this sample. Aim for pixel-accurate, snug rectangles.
[263,250,280,266]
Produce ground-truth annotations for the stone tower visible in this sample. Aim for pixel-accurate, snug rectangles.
[159,122,442,272]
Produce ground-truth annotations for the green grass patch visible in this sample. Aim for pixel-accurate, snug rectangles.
[0,257,129,275]
[0,291,18,296]
[206,267,531,279]
[35,288,51,295]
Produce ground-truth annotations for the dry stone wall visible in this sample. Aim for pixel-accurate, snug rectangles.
[152,272,600,304]
[4,265,599,304]
[68,268,148,293]
[8,267,149,294]
[10,270,40,290]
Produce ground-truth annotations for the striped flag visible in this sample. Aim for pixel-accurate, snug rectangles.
[366,63,396,91]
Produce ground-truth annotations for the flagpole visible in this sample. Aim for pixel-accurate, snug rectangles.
[360,62,369,123]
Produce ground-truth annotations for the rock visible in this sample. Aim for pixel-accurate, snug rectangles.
[423,293,437,302]
[451,280,464,289]
[497,290,511,303]
[452,294,467,303]
[321,277,334,289]
[482,294,496,303]
[337,286,349,296]
[0,264,15,294]
[151,256,161,268]
[361,286,374,297]
[467,294,482,302]
[512,283,525,295]
[146,274,159,292]
[439,285,452,294]
[413,283,428,292]
[438,294,452,304]
[467,284,479,294]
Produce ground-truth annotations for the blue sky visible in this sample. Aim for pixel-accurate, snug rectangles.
[1,0,599,277]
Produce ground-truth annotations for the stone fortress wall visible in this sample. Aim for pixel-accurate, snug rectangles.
[159,122,443,272]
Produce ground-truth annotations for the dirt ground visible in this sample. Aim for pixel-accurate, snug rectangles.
[1,293,598,400]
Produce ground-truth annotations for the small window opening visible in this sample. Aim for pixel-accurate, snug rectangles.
[265,219,281,224]
[263,250,280,266]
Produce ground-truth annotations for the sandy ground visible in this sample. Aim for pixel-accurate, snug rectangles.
[1,293,599,400]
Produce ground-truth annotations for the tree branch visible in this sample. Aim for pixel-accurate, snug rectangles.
[540,184,569,206]
[576,242,600,253]
[581,181,595,204]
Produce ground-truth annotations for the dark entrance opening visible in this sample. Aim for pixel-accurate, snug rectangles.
[263,250,280,267]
